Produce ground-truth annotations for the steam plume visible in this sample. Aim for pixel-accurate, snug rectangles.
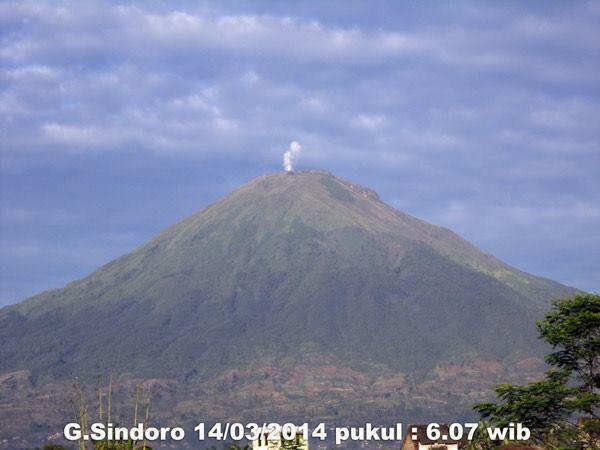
[283,141,301,172]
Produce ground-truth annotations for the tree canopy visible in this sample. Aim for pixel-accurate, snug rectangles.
[474,293,600,449]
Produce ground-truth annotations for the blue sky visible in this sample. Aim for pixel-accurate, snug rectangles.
[1,1,599,306]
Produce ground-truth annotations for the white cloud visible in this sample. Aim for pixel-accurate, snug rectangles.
[355,114,387,130]
[41,123,104,147]
[3,65,57,80]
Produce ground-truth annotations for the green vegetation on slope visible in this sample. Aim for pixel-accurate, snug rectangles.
[0,171,581,446]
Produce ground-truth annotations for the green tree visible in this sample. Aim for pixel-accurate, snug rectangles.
[474,293,600,448]
[539,293,600,417]
[278,435,305,450]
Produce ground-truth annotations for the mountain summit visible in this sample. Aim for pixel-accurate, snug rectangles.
[0,170,577,431]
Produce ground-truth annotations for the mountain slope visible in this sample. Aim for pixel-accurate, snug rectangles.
[0,170,576,383]
[0,170,582,448]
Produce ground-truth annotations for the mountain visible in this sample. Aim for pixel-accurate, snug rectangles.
[0,170,578,444]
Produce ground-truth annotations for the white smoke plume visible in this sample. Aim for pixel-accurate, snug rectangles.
[283,141,301,172]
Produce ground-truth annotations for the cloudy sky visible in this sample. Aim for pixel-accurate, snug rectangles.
[1,1,599,306]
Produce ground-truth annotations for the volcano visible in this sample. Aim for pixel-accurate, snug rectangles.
[0,170,578,442]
